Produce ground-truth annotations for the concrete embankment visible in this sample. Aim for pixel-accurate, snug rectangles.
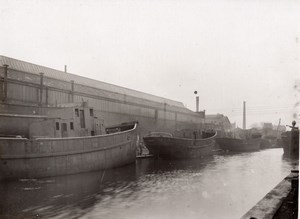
[242,170,298,219]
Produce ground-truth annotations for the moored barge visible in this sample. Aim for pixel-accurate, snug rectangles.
[0,103,138,180]
[216,137,261,152]
[143,130,217,159]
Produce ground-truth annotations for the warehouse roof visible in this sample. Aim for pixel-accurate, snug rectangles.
[0,55,185,108]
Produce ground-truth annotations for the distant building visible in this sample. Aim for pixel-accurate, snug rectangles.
[276,125,286,132]
[263,123,273,130]
[262,122,286,139]
[204,114,232,136]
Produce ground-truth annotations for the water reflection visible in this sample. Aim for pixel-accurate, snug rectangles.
[0,148,298,219]
[0,164,137,219]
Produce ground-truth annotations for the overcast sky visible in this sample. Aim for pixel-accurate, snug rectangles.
[1,0,299,128]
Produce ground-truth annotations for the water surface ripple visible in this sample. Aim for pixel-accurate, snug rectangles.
[0,148,298,219]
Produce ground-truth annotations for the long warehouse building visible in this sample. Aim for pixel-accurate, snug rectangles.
[0,55,205,137]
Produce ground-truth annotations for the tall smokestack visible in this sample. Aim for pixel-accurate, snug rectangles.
[243,101,246,129]
[196,96,199,112]
[64,65,67,73]
[194,91,198,112]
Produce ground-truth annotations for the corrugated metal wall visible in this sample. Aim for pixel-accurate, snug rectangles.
[0,64,204,135]
[0,55,185,108]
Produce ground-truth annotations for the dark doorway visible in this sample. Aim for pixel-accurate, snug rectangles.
[80,110,85,128]
[61,123,68,137]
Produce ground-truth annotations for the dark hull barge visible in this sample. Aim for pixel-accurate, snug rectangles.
[143,132,217,159]
[216,137,261,152]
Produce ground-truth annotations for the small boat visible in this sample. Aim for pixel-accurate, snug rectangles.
[216,137,261,152]
[216,101,261,153]
[260,138,272,149]
[105,121,138,134]
[260,136,282,149]
[0,103,138,181]
[143,130,217,159]
[136,154,154,159]
[216,128,262,152]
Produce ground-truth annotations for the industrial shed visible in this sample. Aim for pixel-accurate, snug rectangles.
[0,55,204,137]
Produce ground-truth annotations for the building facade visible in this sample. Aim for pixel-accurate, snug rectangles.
[0,56,205,138]
[204,114,232,136]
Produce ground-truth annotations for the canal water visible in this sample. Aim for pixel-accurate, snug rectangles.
[0,148,298,219]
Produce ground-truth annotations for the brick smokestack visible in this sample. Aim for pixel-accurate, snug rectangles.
[243,101,246,129]
[196,96,199,112]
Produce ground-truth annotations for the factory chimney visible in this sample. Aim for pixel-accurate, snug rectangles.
[196,96,199,112]
[243,101,246,130]
[194,91,199,112]
[64,65,67,73]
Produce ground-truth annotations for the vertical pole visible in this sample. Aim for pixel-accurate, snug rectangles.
[290,121,297,156]
[71,80,74,103]
[39,73,44,105]
[164,102,166,127]
[3,64,8,102]
[196,96,199,112]
[45,87,48,105]
[243,101,246,130]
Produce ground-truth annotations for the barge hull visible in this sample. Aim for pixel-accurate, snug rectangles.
[0,125,137,180]
[144,134,216,159]
[216,138,261,152]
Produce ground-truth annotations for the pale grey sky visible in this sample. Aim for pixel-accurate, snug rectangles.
[1,0,299,128]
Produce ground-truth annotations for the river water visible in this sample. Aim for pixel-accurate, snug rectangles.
[0,148,298,219]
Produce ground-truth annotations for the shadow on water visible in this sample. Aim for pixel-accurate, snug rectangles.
[136,156,214,175]
[0,156,215,219]
[0,163,138,219]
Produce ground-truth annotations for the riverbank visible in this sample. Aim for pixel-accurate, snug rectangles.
[242,170,298,219]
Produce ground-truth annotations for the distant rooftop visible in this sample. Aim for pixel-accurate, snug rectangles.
[206,114,225,119]
[205,114,231,124]
[0,55,185,108]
